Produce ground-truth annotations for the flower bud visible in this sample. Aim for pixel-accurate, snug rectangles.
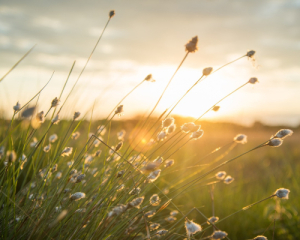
[203,67,213,76]
[185,36,198,53]
[109,10,115,18]
[248,77,258,84]
[275,188,290,199]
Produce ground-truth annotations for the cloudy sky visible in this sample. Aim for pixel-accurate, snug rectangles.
[0,0,300,126]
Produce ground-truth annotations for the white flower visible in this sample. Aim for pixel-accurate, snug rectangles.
[275,188,290,199]
[234,134,247,144]
[70,192,86,201]
[185,219,202,236]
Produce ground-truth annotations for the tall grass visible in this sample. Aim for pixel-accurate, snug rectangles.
[0,10,298,240]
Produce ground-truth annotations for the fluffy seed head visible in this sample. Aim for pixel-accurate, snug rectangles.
[6,151,17,163]
[128,196,144,209]
[203,67,213,76]
[109,10,115,18]
[246,50,256,58]
[212,106,220,112]
[249,77,259,84]
[49,134,58,143]
[207,216,219,225]
[185,36,198,53]
[13,101,21,112]
[52,114,60,124]
[145,210,156,218]
[185,219,202,236]
[51,97,60,108]
[36,111,45,123]
[73,111,81,120]
[156,229,168,236]
[108,204,127,218]
[267,138,283,147]
[211,230,228,239]
[150,194,161,206]
[167,124,176,134]
[190,130,204,140]
[274,129,293,139]
[150,223,160,230]
[170,210,179,216]
[181,122,196,133]
[164,159,174,168]
[43,144,51,153]
[72,131,80,140]
[224,175,234,184]
[144,74,155,82]
[162,117,175,128]
[275,188,290,199]
[115,141,123,151]
[157,131,167,141]
[234,134,247,144]
[253,236,268,240]
[147,169,161,182]
[215,171,226,180]
[129,187,141,195]
[70,192,85,201]
[61,147,73,157]
[117,130,126,140]
[75,174,86,183]
[115,105,124,116]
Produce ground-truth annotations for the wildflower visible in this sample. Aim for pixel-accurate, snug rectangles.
[49,134,58,143]
[56,172,62,179]
[185,219,202,236]
[144,74,155,82]
[162,117,175,128]
[181,122,197,133]
[43,144,51,152]
[145,210,156,218]
[273,129,293,139]
[115,105,124,116]
[117,170,125,178]
[6,150,16,163]
[73,111,80,120]
[97,125,106,135]
[157,131,167,141]
[253,236,268,240]
[51,164,58,172]
[36,111,45,123]
[0,146,5,159]
[211,230,228,239]
[234,134,247,144]
[13,101,21,112]
[246,50,256,59]
[115,141,123,151]
[215,171,226,180]
[167,124,176,134]
[21,106,36,118]
[212,106,220,112]
[70,192,86,201]
[185,36,198,53]
[170,210,179,216]
[203,67,213,76]
[109,10,115,18]
[75,174,86,183]
[71,131,80,140]
[52,114,60,124]
[156,229,168,236]
[117,130,126,140]
[108,204,127,218]
[164,159,174,168]
[275,188,290,199]
[150,194,161,206]
[128,196,144,209]
[30,137,38,148]
[207,216,219,225]
[129,187,141,195]
[94,150,102,157]
[61,147,73,157]
[51,97,60,108]
[165,216,177,222]
[150,223,160,230]
[67,160,74,168]
[147,169,161,182]
[267,138,283,147]
[248,77,259,84]
[224,175,234,184]
[190,130,204,140]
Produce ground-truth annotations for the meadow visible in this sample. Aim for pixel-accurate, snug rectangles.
[0,9,299,240]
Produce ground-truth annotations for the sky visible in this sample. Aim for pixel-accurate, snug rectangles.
[0,0,300,126]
